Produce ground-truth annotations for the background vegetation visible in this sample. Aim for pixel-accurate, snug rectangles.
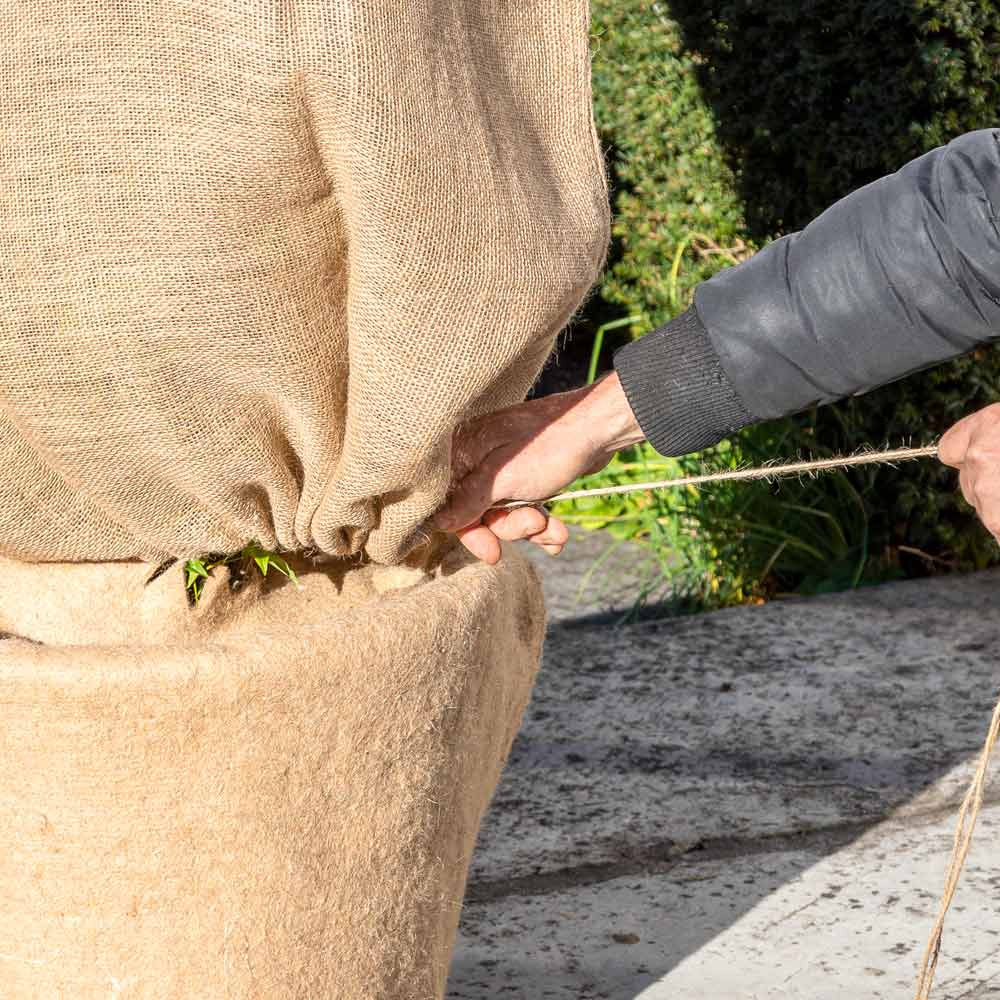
[556,0,1000,611]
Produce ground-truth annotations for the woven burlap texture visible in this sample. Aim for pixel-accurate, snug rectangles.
[0,0,609,565]
[0,543,544,999]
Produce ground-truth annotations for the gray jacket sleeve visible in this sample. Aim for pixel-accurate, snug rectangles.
[613,128,1000,456]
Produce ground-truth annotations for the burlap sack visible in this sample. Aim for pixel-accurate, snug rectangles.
[0,0,609,566]
[0,542,544,999]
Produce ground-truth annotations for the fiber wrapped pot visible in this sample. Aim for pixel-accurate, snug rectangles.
[0,0,605,995]
[0,544,544,999]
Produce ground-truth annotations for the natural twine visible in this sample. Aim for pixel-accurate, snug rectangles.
[495,444,941,508]
[913,698,1000,999]
[497,440,997,998]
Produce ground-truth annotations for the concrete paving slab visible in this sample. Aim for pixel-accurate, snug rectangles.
[456,566,1000,996]
[470,568,1000,886]
[451,797,1000,999]
[521,528,660,626]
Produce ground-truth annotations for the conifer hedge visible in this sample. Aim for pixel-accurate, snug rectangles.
[589,0,1000,591]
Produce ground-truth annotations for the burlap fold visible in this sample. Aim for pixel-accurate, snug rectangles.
[0,0,609,565]
[0,544,544,999]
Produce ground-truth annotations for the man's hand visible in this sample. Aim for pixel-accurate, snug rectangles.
[939,403,1000,542]
[435,372,644,564]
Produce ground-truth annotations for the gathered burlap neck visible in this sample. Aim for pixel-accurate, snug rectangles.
[0,0,609,565]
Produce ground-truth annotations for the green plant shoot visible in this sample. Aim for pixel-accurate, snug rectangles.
[183,540,300,605]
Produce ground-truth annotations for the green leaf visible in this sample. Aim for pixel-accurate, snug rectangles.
[184,557,213,593]
[268,555,299,585]
[187,559,209,579]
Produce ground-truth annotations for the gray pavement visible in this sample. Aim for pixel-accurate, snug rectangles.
[449,539,1000,999]
[515,528,674,626]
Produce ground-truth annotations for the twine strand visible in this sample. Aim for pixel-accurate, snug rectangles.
[494,444,940,509]
[914,696,1000,999]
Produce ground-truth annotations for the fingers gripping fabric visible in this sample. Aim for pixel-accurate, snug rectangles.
[0,544,546,999]
[0,1,609,564]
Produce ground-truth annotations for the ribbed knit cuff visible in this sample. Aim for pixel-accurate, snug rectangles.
[613,306,754,456]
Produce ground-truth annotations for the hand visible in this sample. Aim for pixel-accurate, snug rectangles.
[939,402,1000,542]
[435,372,644,564]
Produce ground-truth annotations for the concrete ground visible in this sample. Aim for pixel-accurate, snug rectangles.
[448,536,1000,999]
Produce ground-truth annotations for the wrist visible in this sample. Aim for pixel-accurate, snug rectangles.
[581,371,645,453]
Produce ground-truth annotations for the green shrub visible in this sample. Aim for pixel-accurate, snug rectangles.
[590,2,754,335]
[668,0,1000,237]
[581,0,1000,606]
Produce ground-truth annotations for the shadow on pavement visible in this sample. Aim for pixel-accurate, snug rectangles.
[448,567,1000,998]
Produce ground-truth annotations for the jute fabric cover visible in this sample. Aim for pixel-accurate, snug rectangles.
[0,0,609,566]
[0,544,544,999]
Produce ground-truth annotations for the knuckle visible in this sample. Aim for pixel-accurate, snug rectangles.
[967,442,992,465]
[519,507,547,533]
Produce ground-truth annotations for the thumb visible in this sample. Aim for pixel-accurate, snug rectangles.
[939,415,973,468]
[449,413,507,483]
[435,454,514,532]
